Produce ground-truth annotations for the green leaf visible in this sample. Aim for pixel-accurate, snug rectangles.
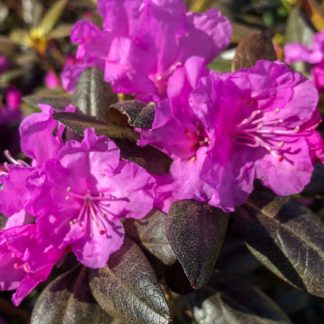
[74,68,118,121]
[48,24,72,39]
[54,112,139,141]
[235,187,324,298]
[165,200,229,288]
[186,271,291,324]
[38,0,68,36]
[124,210,176,266]
[23,95,72,109]
[232,32,277,71]
[89,238,171,324]
[31,267,112,324]
[285,7,315,74]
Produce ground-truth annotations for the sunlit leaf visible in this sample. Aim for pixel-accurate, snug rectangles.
[54,112,139,141]
[235,187,324,298]
[23,95,72,109]
[38,0,68,36]
[89,238,171,324]
[124,210,176,266]
[165,200,229,288]
[285,7,315,74]
[31,267,112,324]
[108,101,155,129]
[48,24,72,40]
[74,68,118,121]
[232,32,277,71]
[114,139,172,174]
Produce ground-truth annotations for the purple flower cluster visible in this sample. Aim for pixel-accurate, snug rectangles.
[0,105,156,305]
[284,31,324,92]
[1,0,324,305]
[62,0,231,101]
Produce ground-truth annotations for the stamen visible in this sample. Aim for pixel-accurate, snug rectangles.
[66,188,120,238]
[232,107,303,162]
[4,150,20,165]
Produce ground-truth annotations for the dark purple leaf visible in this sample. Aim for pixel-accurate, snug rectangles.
[165,200,229,288]
[89,238,171,324]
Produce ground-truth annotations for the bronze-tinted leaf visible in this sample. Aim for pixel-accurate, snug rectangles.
[0,35,19,54]
[302,164,324,197]
[216,238,261,274]
[232,32,277,71]
[74,68,118,121]
[108,101,155,129]
[54,112,139,141]
[23,95,72,109]
[165,200,229,288]
[235,187,324,298]
[0,216,6,229]
[186,271,291,324]
[89,238,171,324]
[124,210,176,266]
[114,139,171,174]
[31,267,112,324]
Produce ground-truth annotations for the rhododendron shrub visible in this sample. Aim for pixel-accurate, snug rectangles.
[63,0,232,100]
[140,60,324,211]
[0,105,156,304]
[0,0,324,323]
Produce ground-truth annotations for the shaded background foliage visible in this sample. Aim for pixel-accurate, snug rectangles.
[0,0,324,323]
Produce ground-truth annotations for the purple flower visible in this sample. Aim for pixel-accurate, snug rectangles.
[0,104,156,303]
[0,88,21,126]
[20,104,68,165]
[0,104,72,217]
[0,55,10,73]
[26,128,156,268]
[61,55,88,93]
[284,31,324,92]
[140,60,323,211]
[0,224,64,305]
[45,70,61,89]
[66,0,231,100]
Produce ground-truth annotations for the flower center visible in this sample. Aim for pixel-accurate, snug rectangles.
[185,123,210,156]
[65,187,124,237]
[231,108,301,161]
[150,61,182,96]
